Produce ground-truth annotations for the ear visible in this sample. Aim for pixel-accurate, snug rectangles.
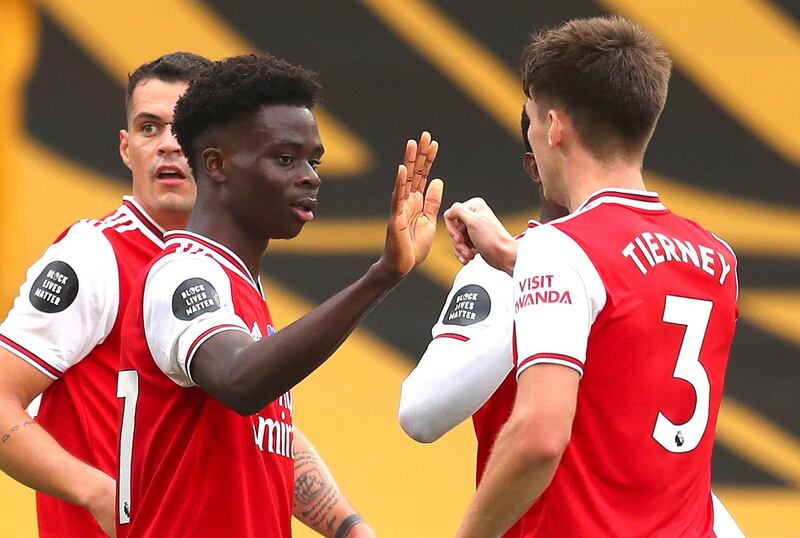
[202,147,226,184]
[547,110,563,148]
[119,130,131,170]
[522,152,541,185]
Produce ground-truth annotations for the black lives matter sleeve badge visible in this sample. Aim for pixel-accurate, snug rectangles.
[172,278,221,321]
[29,261,79,313]
[442,284,491,326]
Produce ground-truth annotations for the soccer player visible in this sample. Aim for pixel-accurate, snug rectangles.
[116,54,442,537]
[398,110,566,538]
[401,111,743,536]
[0,52,210,537]
[445,17,740,537]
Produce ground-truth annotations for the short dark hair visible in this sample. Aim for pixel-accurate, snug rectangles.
[172,54,321,173]
[126,52,212,113]
[521,108,532,153]
[521,16,672,157]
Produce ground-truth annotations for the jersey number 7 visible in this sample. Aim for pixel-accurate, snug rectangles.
[117,370,139,525]
[652,295,713,454]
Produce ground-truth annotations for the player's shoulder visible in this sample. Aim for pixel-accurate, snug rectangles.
[147,247,225,286]
[673,214,738,259]
[38,219,119,283]
[54,218,114,251]
[92,198,166,246]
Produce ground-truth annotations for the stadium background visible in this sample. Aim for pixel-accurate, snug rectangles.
[0,0,798,536]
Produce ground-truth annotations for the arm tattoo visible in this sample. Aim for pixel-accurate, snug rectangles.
[294,450,343,530]
[1,419,36,444]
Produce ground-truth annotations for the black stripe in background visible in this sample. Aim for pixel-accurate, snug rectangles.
[713,443,787,486]
[436,0,800,207]
[262,253,446,361]
[727,321,800,436]
[769,0,800,24]
[26,9,129,183]
[205,0,539,217]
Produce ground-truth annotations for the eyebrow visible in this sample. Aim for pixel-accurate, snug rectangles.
[132,112,169,124]
[271,139,325,155]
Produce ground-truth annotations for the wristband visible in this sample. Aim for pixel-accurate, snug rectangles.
[335,514,365,538]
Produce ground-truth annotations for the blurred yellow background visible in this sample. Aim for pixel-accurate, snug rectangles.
[1,0,798,536]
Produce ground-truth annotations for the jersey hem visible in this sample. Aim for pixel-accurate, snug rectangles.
[517,353,584,379]
[434,333,470,342]
[184,324,250,385]
[0,334,63,379]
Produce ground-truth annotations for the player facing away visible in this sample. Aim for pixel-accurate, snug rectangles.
[445,17,740,537]
[0,52,210,537]
[402,110,744,537]
[116,54,443,537]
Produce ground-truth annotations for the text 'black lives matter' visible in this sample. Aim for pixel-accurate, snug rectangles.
[442,284,491,326]
[172,278,221,321]
[29,261,79,313]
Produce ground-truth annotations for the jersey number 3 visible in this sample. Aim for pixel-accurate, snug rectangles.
[653,295,713,453]
[117,370,139,525]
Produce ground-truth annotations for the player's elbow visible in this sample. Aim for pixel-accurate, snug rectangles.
[520,436,569,465]
[211,385,262,416]
[398,405,444,443]
[226,378,283,416]
[397,389,446,443]
[507,415,570,465]
[227,397,264,417]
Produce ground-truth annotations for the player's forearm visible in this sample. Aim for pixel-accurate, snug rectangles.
[0,399,113,511]
[292,430,375,538]
[197,262,402,415]
[455,414,563,537]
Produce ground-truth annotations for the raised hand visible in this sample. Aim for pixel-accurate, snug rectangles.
[379,131,444,278]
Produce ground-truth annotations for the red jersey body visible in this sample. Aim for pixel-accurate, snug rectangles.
[117,230,293,538]
[513,189,738,537]
[0,197,164,538]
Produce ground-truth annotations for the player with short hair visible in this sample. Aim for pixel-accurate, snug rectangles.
[117,54,442,537]
[0,52,211,537]
[445,17,740,537]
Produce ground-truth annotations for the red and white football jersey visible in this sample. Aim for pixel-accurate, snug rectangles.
[117,230,293,538]
[513,188,738,537]
[0,197,164,538]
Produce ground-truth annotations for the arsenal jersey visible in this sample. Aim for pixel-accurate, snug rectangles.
[0,197,164,538]
[117,230,293,538]
[513,188,738,537]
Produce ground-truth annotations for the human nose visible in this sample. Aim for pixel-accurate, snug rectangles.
[297,166,321,190]
[158,127,183,155]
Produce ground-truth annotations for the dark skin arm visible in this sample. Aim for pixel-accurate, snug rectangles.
[193,133,443,415]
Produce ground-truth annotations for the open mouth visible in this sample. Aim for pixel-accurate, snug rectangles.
[291,198,318,222]
[156,165,187,181]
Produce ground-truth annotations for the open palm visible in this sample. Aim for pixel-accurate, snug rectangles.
[383,131,443,277]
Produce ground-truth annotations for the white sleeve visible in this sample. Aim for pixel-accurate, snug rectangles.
[399,255,514,443]
[143,255,251,387]
[0,222,118,379]
[711,492,745,538]
[513,226,606,379]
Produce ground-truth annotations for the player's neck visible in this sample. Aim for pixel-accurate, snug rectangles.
[562,154,646,212]
[132,198,190,232]
[187,206,268,280]
[149,210,190,232]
